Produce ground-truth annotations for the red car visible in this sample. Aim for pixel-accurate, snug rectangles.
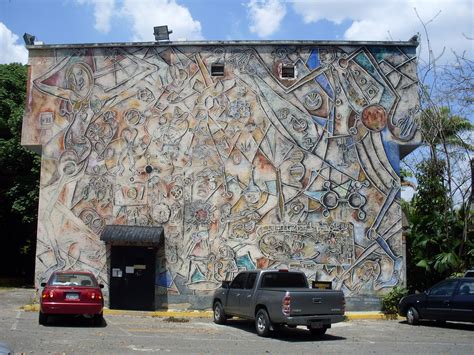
[39,270,104,325]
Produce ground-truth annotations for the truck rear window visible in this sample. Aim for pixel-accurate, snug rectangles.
[260,272,307,288]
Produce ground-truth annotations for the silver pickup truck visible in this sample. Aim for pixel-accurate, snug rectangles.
[212,269,345,337]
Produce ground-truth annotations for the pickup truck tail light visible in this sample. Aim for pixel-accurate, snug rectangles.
[282,291,291,316]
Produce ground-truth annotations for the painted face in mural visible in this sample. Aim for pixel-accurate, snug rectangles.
[66,63,94,102]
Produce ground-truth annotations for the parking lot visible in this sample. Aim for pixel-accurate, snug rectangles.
[1,288,473,354]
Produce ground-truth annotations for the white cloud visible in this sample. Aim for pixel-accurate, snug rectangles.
[75,0,202,41]
[0,23,28,64]
[76,0,116,33]
[291,0,474,61]
[247,0,287,37]
[120,0,203,41]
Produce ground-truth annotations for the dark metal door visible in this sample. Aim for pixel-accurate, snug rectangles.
[110,246,156,311]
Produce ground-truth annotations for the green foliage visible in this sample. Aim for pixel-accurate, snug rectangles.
[406,158,473,291]
[420,106,474,152]
[381,286,408,314]
[0,63,40,281]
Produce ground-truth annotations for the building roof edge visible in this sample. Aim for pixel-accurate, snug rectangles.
[26,39,419,50]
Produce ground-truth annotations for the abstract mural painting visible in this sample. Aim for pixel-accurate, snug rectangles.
[22,42,420,304]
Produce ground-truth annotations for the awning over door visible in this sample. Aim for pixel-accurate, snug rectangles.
[100,225,163,244]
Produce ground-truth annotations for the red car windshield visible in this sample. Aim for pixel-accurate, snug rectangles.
[49,273,96,287]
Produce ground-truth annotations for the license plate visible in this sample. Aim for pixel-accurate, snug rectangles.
[310,321,323,329]
[66,293,79,300]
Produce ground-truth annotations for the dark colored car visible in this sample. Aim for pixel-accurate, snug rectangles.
[39,271,104,325]
[398,277,474,325]
[465,270,474,277]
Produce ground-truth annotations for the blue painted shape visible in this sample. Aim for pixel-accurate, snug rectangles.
[312,115,327,127]
[367,46,394,63]
[157,269,173,288]
[236,253,256,270]
[328,109,335,135]
[304,190,325,201]
[316,73,334,99]
[354,51,377,76]
[400,46,417,59]
[381,130,400,175]
[191,268,206,283]
[265,180,277,195]
[307,49,320,70]
[379,89,396,112]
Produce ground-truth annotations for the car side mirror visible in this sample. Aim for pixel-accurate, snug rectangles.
[99,284,104,289]
[221,281,230,289]
[40,282,46,287]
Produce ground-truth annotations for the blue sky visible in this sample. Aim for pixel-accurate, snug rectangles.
[0,0,472,64]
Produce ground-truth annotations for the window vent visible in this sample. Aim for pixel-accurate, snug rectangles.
[281,65,295,79]
[211,64,225,76]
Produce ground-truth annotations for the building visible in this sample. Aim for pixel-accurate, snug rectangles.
[21,39,420,310]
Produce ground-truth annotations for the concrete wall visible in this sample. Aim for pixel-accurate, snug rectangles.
[22,42,420,309]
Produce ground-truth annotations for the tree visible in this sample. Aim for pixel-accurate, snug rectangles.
[0,63,41,283]
[402,14,473,290]
[405,159,467,291]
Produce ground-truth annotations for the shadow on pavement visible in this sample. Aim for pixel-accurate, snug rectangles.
[40,315,108,328]
[398,320,474,331]
[222,319,346,342]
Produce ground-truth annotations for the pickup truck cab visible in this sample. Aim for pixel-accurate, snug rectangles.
[212,269,345,337]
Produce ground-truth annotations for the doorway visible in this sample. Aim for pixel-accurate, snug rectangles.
[109,246,156,310]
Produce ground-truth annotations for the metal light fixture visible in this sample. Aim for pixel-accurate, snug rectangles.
[23,33,36,45]
[153,26,172,41]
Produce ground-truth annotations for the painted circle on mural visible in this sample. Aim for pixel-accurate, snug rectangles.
[304,92,322,111]
[289,163,305,181]
[127,187,138,200]
[125,109,144,126]
[348,192,365,208]
[322,191,339,209]
[152,203,171,224]
[58,150,79,176]
[361,104,387,132]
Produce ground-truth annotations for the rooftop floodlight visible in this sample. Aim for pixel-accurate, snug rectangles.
[23,33,36,45]
[153,25,172,41]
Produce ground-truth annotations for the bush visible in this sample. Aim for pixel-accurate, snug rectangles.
[381,286,408,315]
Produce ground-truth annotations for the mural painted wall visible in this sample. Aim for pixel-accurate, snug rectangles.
[22,42,420,306]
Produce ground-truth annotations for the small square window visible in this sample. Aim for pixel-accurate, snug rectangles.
[211,64,225,76]
[281,64,295,79]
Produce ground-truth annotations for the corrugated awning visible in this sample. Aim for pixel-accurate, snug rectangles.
[100,225,163,244]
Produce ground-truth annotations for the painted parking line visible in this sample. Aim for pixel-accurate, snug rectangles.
[10,310,21,331]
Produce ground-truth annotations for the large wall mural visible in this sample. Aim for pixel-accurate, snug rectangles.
[22,42,420,304]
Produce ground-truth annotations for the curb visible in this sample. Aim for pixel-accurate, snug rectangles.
[21,304,402,320]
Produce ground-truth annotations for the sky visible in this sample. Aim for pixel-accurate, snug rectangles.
[0,0,473,65]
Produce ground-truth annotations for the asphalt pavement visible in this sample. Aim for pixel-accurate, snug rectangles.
[1,288,473,354]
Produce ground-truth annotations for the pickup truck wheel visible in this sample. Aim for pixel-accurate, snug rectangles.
[406,306,420,325]
[255,309,271,337]
[309,327,327,336]
[213,301,227,325]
